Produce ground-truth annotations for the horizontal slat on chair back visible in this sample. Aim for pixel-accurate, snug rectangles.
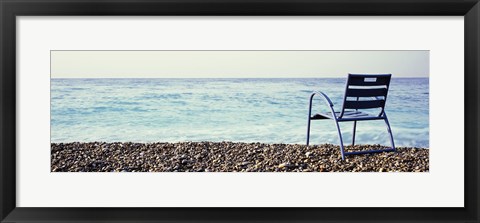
[345,88,388,97]
[347,74,391,86]
[343,99,385,109]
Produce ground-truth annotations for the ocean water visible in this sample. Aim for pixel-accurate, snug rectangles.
[51,78,429,148]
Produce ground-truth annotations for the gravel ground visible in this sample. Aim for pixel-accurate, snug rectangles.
[51,142,429,172]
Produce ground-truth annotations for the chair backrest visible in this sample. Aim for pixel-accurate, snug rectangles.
[339,74,392,118]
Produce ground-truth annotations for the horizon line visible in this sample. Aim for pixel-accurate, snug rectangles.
[50,76,429,79]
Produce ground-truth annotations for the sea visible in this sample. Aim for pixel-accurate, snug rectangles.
[51,78,429,148]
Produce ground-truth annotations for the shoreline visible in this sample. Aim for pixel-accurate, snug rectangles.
[51,141,429,172]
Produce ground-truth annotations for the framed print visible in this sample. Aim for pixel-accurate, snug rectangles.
[1,0,479,222]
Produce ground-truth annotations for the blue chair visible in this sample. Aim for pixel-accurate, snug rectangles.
[306,74,396,160]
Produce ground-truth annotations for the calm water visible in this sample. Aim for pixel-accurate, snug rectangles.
[51,78,429,148]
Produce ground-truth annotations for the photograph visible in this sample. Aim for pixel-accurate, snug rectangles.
[50,50,429,172]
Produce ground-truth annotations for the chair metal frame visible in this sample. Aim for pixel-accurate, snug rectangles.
[306,74,396,160]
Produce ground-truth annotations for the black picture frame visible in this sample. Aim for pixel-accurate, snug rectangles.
[1,0,479,222]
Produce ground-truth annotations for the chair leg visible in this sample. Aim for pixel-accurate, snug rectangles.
[306,117,311,146]
[383,115,396,151]
[306,95,314,146]
[352,121,357,146]
[333,119,345,160]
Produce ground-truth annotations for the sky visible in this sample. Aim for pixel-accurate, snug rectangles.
[51,51,429,78]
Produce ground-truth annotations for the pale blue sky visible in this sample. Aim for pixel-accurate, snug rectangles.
[51,51,429,78]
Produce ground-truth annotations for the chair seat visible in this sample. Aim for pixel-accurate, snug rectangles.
[311,110,384,121]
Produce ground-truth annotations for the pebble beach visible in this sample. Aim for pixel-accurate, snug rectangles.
[51,142,429,172]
